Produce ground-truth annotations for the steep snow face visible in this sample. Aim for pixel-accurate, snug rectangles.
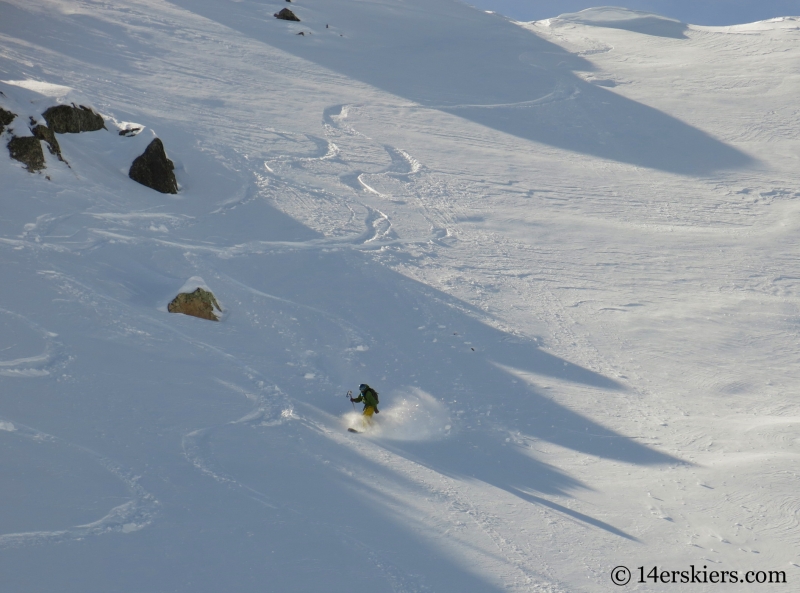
[1,1,799,592]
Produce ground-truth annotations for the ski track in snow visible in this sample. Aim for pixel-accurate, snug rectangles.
[326,104,466,246]
[0,100,443,259]
[307,417,570,593]
[34,270,314,511]
[2,1,800,591]
[0,418,159,549]
[268,103,446,245]
[0,308,67,377]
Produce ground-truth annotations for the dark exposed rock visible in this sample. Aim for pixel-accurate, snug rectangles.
[42,104,105,134]
[4,112,62,171]
[7,136,45,171]
[0,107,15,135]
[119,127,142,137]
[297,31,305,36]
[128,138,178,194]
[274,8,300,21]
[31,121,63,161]
[168,288,222,321]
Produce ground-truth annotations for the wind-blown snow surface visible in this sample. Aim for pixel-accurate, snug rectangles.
[469,0,798,27]
[1,1,799,591]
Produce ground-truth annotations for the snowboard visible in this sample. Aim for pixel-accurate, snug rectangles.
[347,427,360,433]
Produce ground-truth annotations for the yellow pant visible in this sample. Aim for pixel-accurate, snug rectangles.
[361,406,375,427]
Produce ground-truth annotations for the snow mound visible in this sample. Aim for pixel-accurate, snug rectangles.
[176,276,214,296]
[549,7,688,38]
[555,7,680,24]
[345,389,451,441]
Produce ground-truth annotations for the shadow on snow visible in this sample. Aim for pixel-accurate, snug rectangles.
[219,248,684,543]
[167,0,755,176]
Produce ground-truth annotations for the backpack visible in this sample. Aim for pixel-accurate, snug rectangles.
[363,385,379,412]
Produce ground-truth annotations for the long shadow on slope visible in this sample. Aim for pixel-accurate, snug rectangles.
[203,419,528,592]
[85,241,639,533]
[249,249,678,463]
[166,0,754,176]
[223,248,684,539]
[586,16,687,39]
[384,435,641,541]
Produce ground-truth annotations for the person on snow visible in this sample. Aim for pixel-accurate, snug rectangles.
[350,383,379,423]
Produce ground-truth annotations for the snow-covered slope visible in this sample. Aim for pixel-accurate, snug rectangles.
[1,1,798,591]
[467,0,798,27]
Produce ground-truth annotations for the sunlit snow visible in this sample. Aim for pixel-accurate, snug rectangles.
[1,0,798,591]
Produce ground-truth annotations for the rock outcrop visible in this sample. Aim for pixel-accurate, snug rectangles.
[0,107,15,135]
[7,136,45,171]
[128,138,178,194]
[3,108,62,171]
[168,288,222,321]
[274,8,300,21]
[31,121,63,161]
[119,126,142,137]
[42,104,105,134]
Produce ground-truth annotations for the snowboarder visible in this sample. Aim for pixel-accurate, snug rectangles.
[350,383,379,421]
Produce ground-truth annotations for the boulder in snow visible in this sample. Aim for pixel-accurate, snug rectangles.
[274,8,300,21]
[168,288,222,321]
[7,136,45,171]
[42,104,105,134]
[129,138,178,194]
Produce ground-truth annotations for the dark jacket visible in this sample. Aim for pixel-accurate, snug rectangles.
[352,387,379,412]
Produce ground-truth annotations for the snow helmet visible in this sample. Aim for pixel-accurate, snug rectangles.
[359,383,368,393]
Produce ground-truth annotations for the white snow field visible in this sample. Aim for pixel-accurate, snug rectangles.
[1,1,799,591]
[468,0,799,27]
